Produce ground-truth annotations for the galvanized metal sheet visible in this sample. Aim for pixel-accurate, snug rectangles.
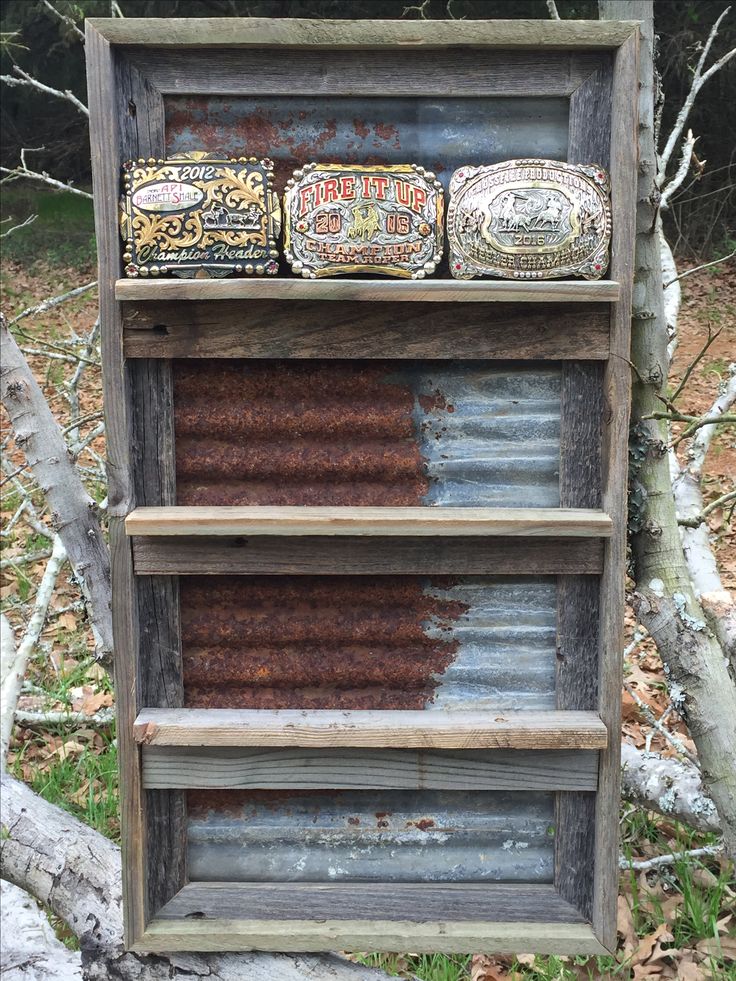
[180,576,557,712]
[187,790,555,883]
[164,96,569,196]
[173,362,561,508]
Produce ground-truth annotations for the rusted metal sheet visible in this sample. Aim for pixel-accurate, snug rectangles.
[180,576,557,712]
[186,790,555,883]
[164,96,568,196]
[173,362,561,508]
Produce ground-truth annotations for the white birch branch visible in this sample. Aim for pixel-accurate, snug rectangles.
[1,150,93,201]
[1,322,112,664]
[0,214,37,239]
[14,707,114,728]
[1,537,66,766]
[546,0,560,18]
[657,7,736,183]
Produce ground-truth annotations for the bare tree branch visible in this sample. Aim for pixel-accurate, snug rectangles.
[1,321,112,664]
[657,7,736,183]
[660,129,695,209]
[1,63,88,117]
[664,249,736,288]
[40,0,85,42]
[620,844,723,871]
[1,148,93,200]
[546,0,560,18]
[0,213,37,239]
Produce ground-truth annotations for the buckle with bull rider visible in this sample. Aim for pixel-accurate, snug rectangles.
[283,163,444,279]
[447,159,611,281]
[120,152,281,278]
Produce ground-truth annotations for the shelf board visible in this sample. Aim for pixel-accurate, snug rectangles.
[134,708,609,750]
[124,506,613,538]
[115,277,621,303]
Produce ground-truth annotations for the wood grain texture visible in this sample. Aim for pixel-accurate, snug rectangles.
[568,59,614,170]
[134,709,608,750]
[142,746,599,791]
[122,300,611,361]
[129,361,187,919]
[88,17,639,50]
[85,23,146,948]
[555,364,604,923]
[157,882,585,923]
[136,916,605,956]
[592,27,639,953]
[124,506,613,538]
[132,535,605,577]
[115,278,621,303]
[125,48,605,97]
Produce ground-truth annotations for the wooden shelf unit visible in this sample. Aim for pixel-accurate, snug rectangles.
[124,506,613,538]
[87,13,638,956]
[116,277,621,303]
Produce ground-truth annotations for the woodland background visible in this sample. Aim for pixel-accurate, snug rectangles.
[0,2,735,981]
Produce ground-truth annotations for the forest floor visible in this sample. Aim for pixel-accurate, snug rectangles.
[1,209,734,980]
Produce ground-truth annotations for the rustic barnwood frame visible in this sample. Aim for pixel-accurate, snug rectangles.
[86,16,638,955]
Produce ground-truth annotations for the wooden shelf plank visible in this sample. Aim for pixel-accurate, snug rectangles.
[134,709,608,750]
[115,277,621,304]
[142,746,599,791]
[156,882,584,924]
[125,506,613,539]
[90,17,639,52]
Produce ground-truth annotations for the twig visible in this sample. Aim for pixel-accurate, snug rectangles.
[0,153,92,200]
[0,214,37,239]
[61,410,104,437]
[111,0,125,15]
[546,0,560,18]
[623,680,699,765]
[670,326,722,403]
[1,63,88,117]
[0,548,53,571]
[685,366,736,477]
[8,280,97,327]
[678,490,736,528]
[620,844,723,871]
[14,707,115,728]
[671,412,736,449]
[658,8,736,183]
[1,537,66,763]
[40,0,85,42]
[403,0,430,18]
[664,249,736,288]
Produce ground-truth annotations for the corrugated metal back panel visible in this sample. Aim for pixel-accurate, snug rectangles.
[164,95,569,194]
[173,361,561,508]
[187,789,555,883]
[180,576,557,711]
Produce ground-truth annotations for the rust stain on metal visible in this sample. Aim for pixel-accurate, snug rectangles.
[181,576,468,710]
[174,361,430,507]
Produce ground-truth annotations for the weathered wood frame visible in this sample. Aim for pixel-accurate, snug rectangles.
[86,17,638,955]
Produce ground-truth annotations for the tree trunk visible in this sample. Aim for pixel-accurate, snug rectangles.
[599,0,736,858]
[0,321,113,663]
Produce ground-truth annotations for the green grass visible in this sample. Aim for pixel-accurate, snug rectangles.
[1,187,96,269]
[359,953,471,980]
[10,730,119,841]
